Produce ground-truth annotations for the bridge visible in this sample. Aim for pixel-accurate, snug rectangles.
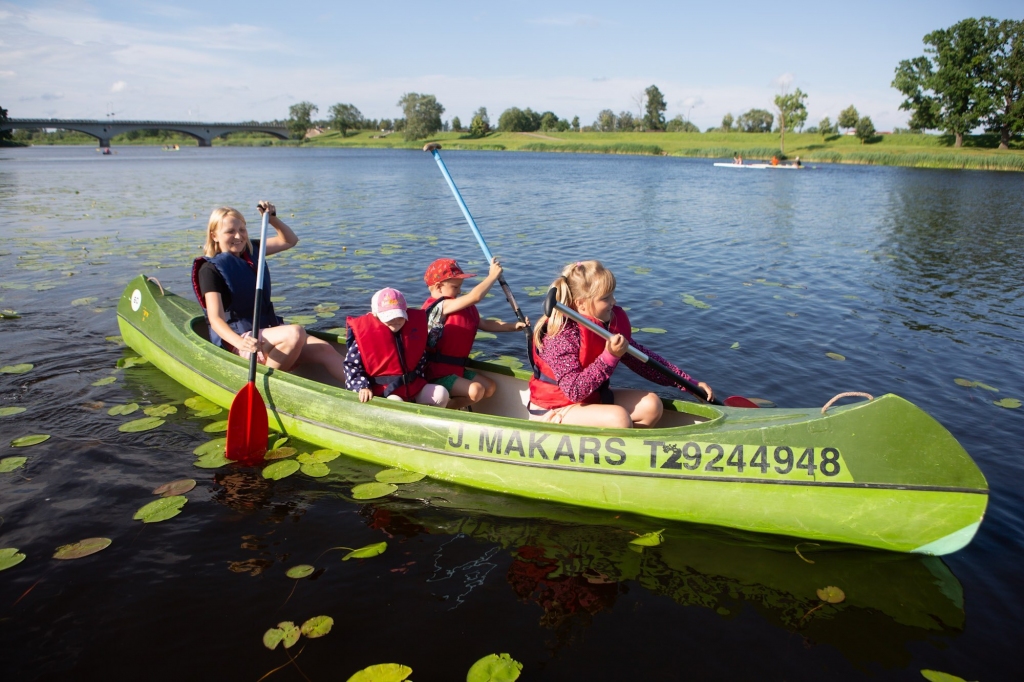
[0,118,291,147]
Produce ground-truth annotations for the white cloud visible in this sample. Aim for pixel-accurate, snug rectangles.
[0,70,15,78]
[111,81,127,93]
[774,73,795,89]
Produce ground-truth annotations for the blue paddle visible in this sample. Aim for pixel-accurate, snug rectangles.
[423,143,532,348]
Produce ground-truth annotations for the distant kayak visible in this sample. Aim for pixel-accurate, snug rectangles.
[713,162,802,170]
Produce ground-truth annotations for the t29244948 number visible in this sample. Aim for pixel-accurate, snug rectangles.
[644,441,849,482]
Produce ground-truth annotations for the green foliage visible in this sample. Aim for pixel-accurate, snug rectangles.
[0,457,27,473]
[466,653,523,682]
[451,116,462,132]
[644,84,667,130]
[53,537,111,560]
[498,107,541,132]
[351,482,397,499]
[11,434,49,447]
[818,116,837,137]
[329,103,362,137]
[342,541,388,561]
[721,112,735,131]
[0,104,11,143]
[571,115,580,131]
[468,107,490,137]
[263,459,300,480]
[347,663,412,682]
[617,110,636,131]
[981,18,1024,148]
[855,116,877,143]
[774,88,808,153]
[133,495,187,523]
[398,92,444,140]
[288,101,319,140]
[0,548,26,571]
[665,116,699,133]
[595,109,617,132]
[737,108,773,132]
[838,105,860,130]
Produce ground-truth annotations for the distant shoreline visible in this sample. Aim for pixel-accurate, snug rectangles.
[7,130,1024,172]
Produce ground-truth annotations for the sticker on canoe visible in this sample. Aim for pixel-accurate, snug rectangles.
[131,289,142,311]
[445,425,852,483]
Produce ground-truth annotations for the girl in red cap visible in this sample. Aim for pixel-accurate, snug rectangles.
[422,257,529,410]
[345,288,449,406]
[529,260,713,428]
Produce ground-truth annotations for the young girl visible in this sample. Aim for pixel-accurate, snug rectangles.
[192,202,346,383]
[528,260,713,428]
[422,257,529,410]
[345,288,449,407]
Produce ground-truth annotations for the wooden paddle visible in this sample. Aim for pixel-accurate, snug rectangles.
[226,208,272,463]
[543,289,758,408]
[423,143,532,349]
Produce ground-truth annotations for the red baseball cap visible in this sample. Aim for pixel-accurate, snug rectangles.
[424,258,475,287]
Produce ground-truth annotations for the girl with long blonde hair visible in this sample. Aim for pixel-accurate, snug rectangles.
[192,201,346,383]
[528,260,713,428]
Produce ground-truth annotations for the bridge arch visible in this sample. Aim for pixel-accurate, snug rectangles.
[0,119,291,147]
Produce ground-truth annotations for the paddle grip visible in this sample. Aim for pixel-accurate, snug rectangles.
[248,209,271,384]
[547,293,721,405]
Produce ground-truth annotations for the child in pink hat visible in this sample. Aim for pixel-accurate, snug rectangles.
[422,257,529,410]
[344,288,449,406]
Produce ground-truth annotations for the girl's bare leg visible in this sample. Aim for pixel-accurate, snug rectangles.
[446,375,494,410]
[613,388,663,428]
[558,403,632,429]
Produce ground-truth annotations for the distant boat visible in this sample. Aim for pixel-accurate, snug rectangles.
[713,162,802,170]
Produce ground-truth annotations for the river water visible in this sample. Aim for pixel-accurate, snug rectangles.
[1,146,1022,680]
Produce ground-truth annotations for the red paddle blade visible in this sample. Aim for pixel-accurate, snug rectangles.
[724,395,761,408]
[226,382,268,464]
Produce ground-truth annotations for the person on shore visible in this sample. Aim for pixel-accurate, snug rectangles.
[528,260,713,428]
[345,288,449,407]
[422,257,529,410]
[192,202,347,382]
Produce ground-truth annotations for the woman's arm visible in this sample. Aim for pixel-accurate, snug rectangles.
[257,201,299,255]
[204,291,260,355]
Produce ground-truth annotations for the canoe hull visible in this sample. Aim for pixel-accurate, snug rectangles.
[117,276,987,554]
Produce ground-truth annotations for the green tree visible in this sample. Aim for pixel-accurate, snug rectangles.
[556,118,570,132]
[0,105,11,143]
[855,115,876,143]
[398,92,444,140]
[644,85,667,130]
[892,17,993,147]
[774,88,808,154]
[498,107,542,132]
[818,116,837,138]
[617,111,636,131]
[328,103,361,137]
[981,18,1024,149]
[571,115,580,132]
[736,108,773,132]
[666,116,699,132]
[469,107,490,137]
[288,101,318,139]
[595,109,617,132]
[721,113,734,132]
[837,105,860,131]
[539,111,559,131]
[451,116,462,132]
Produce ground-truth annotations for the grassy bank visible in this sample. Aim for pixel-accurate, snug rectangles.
[13,128,1024,171]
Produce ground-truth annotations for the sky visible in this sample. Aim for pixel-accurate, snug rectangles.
[1,0,1021,131]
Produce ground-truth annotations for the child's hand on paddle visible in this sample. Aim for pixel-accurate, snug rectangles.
[607,333,628,358]
[487,257,503,280]
[514,318,530,330]
[358,388,373,403]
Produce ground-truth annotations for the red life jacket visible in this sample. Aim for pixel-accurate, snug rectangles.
[422,296,481,380]
[346,310,428,399]
[528,306,632,409]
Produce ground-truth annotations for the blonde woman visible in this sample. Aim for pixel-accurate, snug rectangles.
[191,201,346,382]
[528,260,713,428]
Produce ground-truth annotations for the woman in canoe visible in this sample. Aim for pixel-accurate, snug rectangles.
[192,202,347,382]
[528,260,713,428]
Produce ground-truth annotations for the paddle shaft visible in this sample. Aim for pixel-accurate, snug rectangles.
[426,147,531,337]
[546,295,723,406]
[248,209,271,384]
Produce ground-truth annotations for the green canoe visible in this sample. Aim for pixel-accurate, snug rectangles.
[117,275,988,555]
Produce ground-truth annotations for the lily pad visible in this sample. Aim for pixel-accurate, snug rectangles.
[105,335,124,345]
[0,548,27,572]
[271,436,289,450]
[265,446,297,460]
[116,356,149,369]
[194,452,231,469]
[144,404,177,417]
[342,541,388,561]
[193,438,226,457]
[0,456,28,472]
[286,564,315,579]
[203,420,228,433]
[134,495,187,523]
[467,653,523,682]
[184,396,217,411]
[11,434,49,447]
[53,537,111,560]
[263,459,300,480]
[118,416,164,433]
[153,479,196,496]
[347,663,412,682]
[300,461,330,478]
[0,309,21,319]
[263,621,301,650]
[193,407,223,418]
[0,363,33,374]
[91,376,117,386]
[816,585,846,604]
[475,331,497,340]
[284,315,317,325]
[300,615,334,638]
[71,296,98,306]
[629,530,664,547]
[488,355,524,370]
[680,293,711,309]
[994,398,1021,409]
[107,403,139,416]
[309,448,340,462]
[375,469,426,484]
[825,352,846,361]
[920,671,969,682]
[0,406,27,417]
[639,327,667,334]
[730,342,740,349]
[351,482,397,500]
